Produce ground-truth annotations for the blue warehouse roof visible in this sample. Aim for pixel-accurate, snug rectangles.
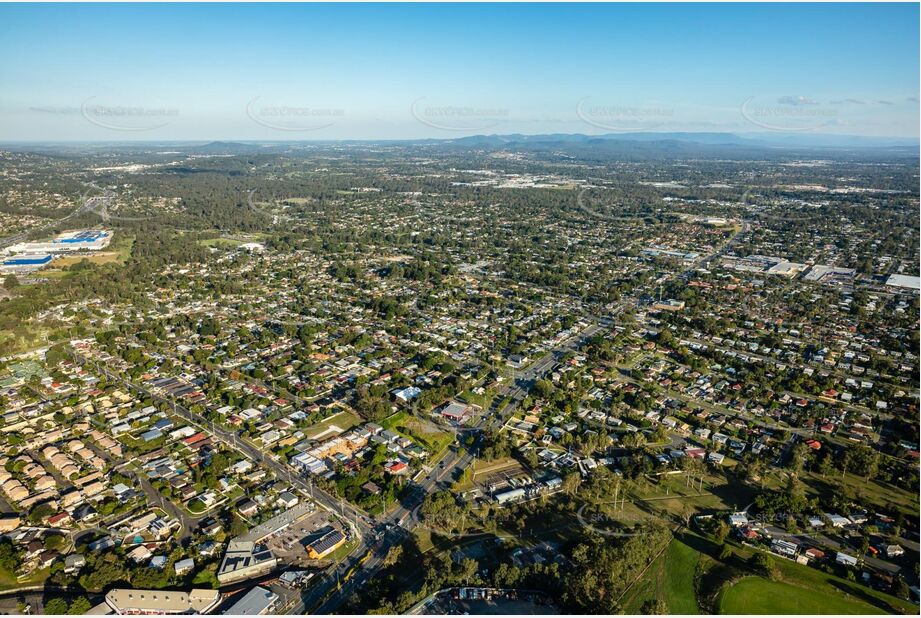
[3,254,52,266]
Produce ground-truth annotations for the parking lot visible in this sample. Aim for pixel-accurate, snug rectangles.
[265,511,337,566]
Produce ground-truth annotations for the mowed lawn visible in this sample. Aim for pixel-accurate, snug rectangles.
[662,538,701,614]
[621,536,701,614]
[720,577,885,615]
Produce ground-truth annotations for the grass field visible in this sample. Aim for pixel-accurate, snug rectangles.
[457,388,495,409]
[0,327,54,357]
[198,232,267,249]
[325,536,360,564]
[800,470,919,519]
[51,251,121,268]
[413,526,436,553]
[381,411,453,457]
[630,472,758,522]
[303,409,361,440]
[719,577,885,614]
[447,457,527,494]
[199,237,248,248]
[622,536,701,614]
[472,457,523,478]
[662,538,702,613]
[0,566,50,591]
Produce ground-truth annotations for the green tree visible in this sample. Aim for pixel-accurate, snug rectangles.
[2,274,19,290]
[43,598,69,614]
[750,553,778,581]
[713,520,730,544]
[894,577,910,599]
[641,598,668,614]
[0,538,20,573]
[29,503,55,524]
[229,513,248,537]
[44,534,65,550]
[79,557,127,592]
[788,442,809,475]
[383,545,403,567]
[67,597,92,615]
[562,471,582,497]
[816,455,832,478]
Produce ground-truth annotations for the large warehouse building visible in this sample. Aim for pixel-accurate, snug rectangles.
[1,253,53,273]
[3,254,52,266]
[3,229,112,256]
[55,229,109,244]
[886,274,921,290]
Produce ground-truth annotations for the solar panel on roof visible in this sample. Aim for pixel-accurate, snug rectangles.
[308,528,345,554]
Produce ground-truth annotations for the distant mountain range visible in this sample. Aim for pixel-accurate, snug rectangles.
[3,132,918,160]
[181,132,919,157]
[435,131,919,150]
[399,132,919,161]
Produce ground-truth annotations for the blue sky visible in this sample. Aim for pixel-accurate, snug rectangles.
[0,2,918,140]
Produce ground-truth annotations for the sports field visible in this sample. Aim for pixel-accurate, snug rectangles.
[719,577,885,614]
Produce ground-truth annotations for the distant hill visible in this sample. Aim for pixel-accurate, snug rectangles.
[2,132,916,160]
[439,131,918,149]
[418,131,919,161]
[184,141,261,154]
[446,132,762,147]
